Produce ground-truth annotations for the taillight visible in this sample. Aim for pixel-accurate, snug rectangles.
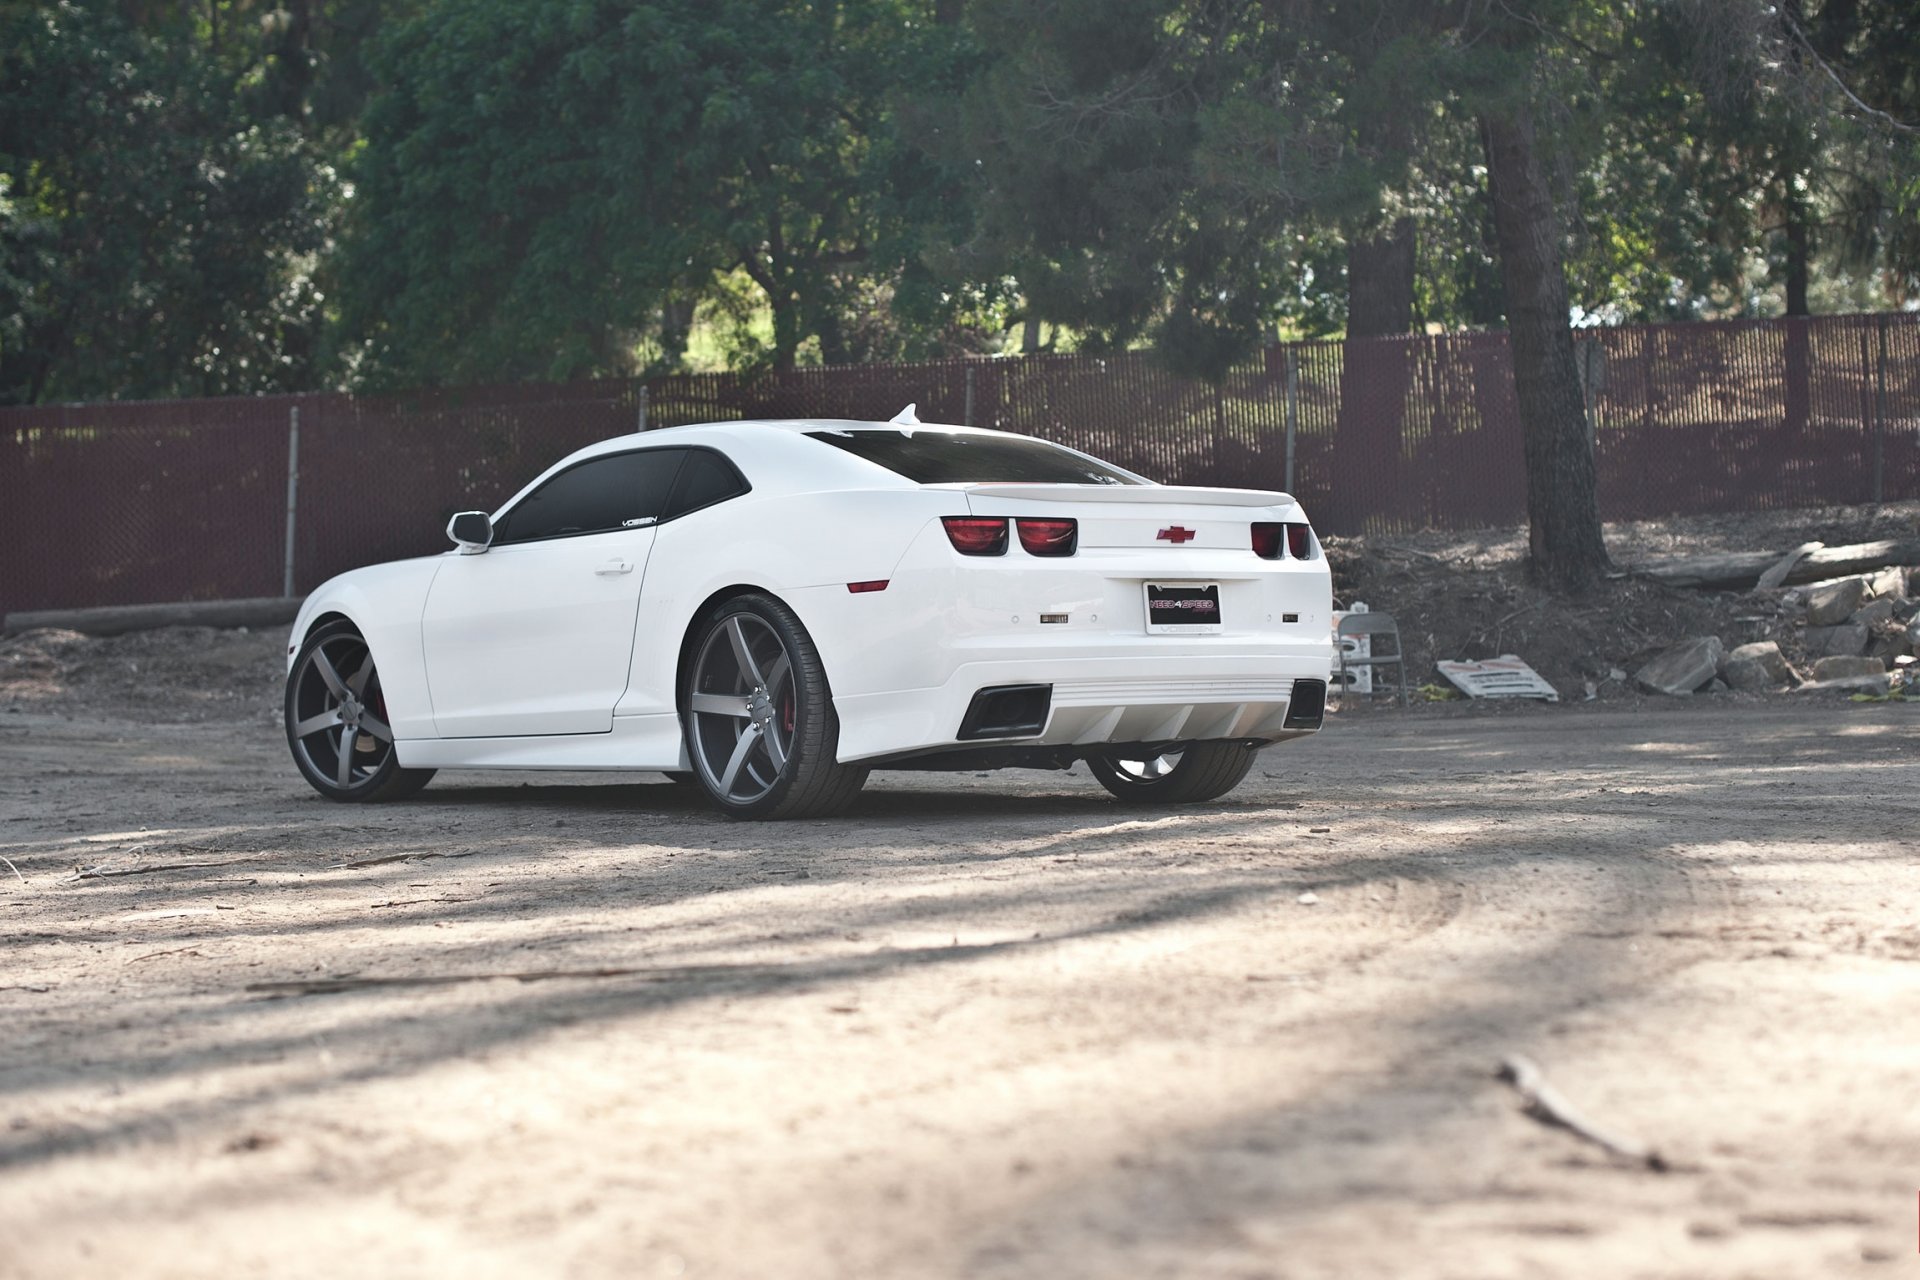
[1016,518,1077,557]
[942,516,1008,556]
[1253,521,1315,559]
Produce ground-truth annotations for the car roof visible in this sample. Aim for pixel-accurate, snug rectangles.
[495,419,1044,516]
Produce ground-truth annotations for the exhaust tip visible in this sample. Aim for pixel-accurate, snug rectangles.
[958,684,1053,740]
[1283,679,1327,730]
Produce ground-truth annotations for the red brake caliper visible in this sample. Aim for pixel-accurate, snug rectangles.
[782,689,795,734]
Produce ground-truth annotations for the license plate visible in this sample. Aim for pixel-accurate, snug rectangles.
[1145,582,1223,633]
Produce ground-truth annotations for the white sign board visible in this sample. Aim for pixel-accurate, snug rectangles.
[1436,655,1560,702]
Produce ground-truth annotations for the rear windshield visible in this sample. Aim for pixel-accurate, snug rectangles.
[806,429,1144,486]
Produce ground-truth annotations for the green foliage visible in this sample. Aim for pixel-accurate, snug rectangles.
[936,0,1375,379]
[335,0,977,384]
[5,0,1918,403]
[0,2,339,403]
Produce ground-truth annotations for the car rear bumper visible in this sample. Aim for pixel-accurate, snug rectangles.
[831,648,1333,763]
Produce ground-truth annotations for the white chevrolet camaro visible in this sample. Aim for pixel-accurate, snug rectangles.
[283,415,1333,819]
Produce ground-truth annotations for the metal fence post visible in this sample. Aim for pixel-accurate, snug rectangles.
[964,364,976,427]
[1283,348,1298,494]
[282,403,300,598]
[1874,313,1888,504]
[637,383,650,433]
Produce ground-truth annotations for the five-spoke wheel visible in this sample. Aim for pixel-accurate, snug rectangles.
[285,620,434,802]
[681,594,867,819]
[1087,741,1258,804]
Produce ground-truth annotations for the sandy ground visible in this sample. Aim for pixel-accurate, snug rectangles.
[3,628,1918,1279]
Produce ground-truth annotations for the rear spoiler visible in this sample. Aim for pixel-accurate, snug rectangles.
[955,483,1293,507]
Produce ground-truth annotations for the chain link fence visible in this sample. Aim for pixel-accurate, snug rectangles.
[3,313,1915,614]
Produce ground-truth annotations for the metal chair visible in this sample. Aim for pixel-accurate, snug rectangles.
[1336,611,1409,708]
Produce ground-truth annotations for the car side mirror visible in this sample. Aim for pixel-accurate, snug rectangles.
[447,511,493,554]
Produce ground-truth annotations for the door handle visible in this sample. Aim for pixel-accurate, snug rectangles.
[596,559,634,576]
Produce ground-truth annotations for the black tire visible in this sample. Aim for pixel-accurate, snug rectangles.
[678,593,868,820]
[285,619,436,803]
[1087,742,1258,805]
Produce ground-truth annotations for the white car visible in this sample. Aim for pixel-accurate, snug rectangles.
[283,415,1333,819]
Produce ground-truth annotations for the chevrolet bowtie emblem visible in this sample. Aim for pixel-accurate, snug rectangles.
[1158,526,1196,543]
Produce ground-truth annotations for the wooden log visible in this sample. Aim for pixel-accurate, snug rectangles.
[2,596,303,637]
[1755,540,1824,590]
[1632,540,1920,591]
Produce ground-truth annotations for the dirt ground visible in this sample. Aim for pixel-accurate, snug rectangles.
[3,601,1919,1277]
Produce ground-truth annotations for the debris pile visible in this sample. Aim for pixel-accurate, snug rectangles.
[1324,502,1920,706]
[1607,567,1917,697]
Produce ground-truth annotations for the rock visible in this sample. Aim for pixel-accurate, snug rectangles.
[1634,636,1726,696]
[1852,597,1896,629]
[1868,631,1909,665]
[1909,619,1920,653]
[1804,623,1868,657]
[1811,655,1886,681]
[1707,678,1730,693]
[1806,577,1871,625]
[1723,641,1793,691]
[1870,566,1908,602]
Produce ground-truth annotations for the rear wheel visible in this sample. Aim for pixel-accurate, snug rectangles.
[1087,742,1258,804]
[285,620,435,802]
[680,594,868,820]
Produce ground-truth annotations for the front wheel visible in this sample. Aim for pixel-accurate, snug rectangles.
[1087,742,1258,805]
[285,620,435,802]
[680,594,868,820]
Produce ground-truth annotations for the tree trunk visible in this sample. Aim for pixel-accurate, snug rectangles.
[1782,199,1811,433]
[658,298,695,370]
[1331,216,1417,530]
[1481,103,1610,592]
[1783,209,1810,317]
[1346,217,1415,338]
[770,293,800,372]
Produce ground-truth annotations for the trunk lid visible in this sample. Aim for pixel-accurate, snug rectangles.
[955,483,1297,551]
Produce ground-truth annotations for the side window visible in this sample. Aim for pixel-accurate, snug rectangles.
[494,449,685,544]
[663,448,750,519]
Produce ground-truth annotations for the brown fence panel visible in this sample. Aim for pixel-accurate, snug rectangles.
[3,312,1916,615]
[293,382,637,591]
[0,396,289,612]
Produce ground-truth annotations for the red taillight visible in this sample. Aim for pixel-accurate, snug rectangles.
[942,516,1008,556]
[1253,521,1314,559]
[1016,518,1077,557]
[846,580,889,593]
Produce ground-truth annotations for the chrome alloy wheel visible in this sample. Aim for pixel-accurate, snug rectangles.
[1104,752,1184,785]
[1087,740,1258,804]
[288,631,395,791]
[687,612,797,805]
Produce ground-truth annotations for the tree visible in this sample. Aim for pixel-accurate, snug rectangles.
[335,0,974,383]
[0,2,338,403]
